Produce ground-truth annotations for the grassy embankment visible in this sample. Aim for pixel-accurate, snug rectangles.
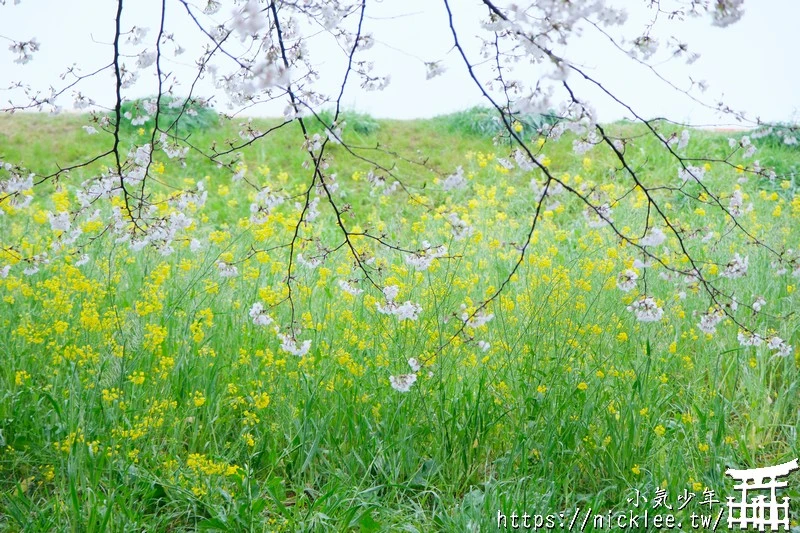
[1,110,799,531]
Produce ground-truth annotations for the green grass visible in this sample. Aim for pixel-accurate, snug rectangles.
[307,109,381,137]
[429,106,558,139]
[1,112,799,532]
[116,96,220,136]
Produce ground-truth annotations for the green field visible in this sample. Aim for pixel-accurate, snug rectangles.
[1,111,799,531]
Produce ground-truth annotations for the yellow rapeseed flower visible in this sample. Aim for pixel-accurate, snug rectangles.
[192,391,206,407]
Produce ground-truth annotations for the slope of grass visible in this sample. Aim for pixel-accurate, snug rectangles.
[1,113,799,531]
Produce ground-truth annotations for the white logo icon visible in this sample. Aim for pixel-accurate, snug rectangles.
[726,458,798,531]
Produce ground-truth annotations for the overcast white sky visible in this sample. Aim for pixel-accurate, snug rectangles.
[1,0,798,125]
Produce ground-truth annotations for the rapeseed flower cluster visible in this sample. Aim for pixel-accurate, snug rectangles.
[1,126,798,527]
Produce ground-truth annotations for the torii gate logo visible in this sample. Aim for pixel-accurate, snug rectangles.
[725,458,798,531]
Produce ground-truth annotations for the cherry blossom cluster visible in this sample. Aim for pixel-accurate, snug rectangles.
[249,302,312,357]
